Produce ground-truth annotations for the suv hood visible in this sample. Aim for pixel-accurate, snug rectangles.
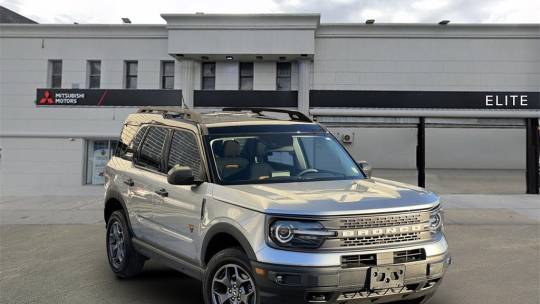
[212,178,439,216]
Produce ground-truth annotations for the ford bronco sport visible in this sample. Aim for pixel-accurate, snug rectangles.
[103,107,450,304]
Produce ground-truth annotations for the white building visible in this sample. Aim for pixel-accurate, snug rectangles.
[0,8,539,195]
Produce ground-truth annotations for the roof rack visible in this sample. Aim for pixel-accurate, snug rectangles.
[222,107,312,123]
[137,106,202,123]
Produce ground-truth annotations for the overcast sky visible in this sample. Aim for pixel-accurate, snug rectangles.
[2,0,539,24]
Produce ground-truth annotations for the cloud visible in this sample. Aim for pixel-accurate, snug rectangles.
[1,0,538,24]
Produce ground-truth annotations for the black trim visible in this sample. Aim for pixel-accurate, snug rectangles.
[417,118,426,188]
[131,237,204,280]
[201,223,258,265]
[36,89,182,106]
[310,90,540,109]
[194,90,298,107]
[526,118,540,194]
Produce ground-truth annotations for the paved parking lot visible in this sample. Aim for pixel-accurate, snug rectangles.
[1,195,539,304]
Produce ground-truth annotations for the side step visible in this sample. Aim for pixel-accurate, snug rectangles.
[132,237,204,280]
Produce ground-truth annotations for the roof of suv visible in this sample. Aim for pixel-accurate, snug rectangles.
[130,107,316,128]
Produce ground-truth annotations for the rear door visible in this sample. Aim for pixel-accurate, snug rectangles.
[152,128,209,261]
[129,126,169,241]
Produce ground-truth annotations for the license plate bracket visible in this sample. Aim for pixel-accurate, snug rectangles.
[369,265,405,289]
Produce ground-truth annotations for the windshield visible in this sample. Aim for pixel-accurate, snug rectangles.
[207,133,364,184]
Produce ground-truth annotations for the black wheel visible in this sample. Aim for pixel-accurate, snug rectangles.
[106,210,145,278]
[203,248,259,304]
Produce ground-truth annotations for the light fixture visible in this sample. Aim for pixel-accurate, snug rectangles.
[225,56,234,60]
[256,55,264,60]
[201,56,209,60]
[279,56,287,61]
[439,20,450,25]
[176,54,184,58]
[300,54,308,57]
[121,18,131,24]
[365,19,375,24]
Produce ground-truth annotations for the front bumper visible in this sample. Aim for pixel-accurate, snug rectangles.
[251,238,450,304]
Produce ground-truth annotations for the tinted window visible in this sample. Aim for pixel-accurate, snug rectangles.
[276,62,291,91]
[137,127,168,171]
[167,130,202,178]
[202,62,216,90]
[116,125,147,160]
[125,61,138,89]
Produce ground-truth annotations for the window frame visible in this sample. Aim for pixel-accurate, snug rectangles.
[239,62,254,91]
[87,60,101,89]
[201,62,216,91]
[160,60,175,89]
[276,62,292,91]
[124,60,138,89]
[49,60,62,88]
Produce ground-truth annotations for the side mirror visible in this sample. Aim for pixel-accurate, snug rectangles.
[167,165,200,185]
[356,160,372,179]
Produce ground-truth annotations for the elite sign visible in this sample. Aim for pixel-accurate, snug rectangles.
[36,89,182,106]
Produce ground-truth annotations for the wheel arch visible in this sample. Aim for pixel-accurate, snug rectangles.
[104,190,133,233]
[201,222,258,267]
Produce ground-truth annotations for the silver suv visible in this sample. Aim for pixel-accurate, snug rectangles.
[103,107,450,304]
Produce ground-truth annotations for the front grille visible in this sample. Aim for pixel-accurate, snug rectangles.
[340,232,421,247]
[319,210,432,250]
[339,213,422,229]
[393,249,426,263]
[341,254,377,268]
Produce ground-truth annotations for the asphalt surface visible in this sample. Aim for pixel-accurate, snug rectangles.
[1,196,539,304]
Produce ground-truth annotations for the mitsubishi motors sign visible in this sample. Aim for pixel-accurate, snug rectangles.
[36,89,182,106]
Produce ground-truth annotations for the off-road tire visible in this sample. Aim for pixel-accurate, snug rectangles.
[203,248,260,304]
[106,210,145,278]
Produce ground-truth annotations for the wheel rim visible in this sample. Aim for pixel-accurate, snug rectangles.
[211,263,256,304]
[108,221,125,268]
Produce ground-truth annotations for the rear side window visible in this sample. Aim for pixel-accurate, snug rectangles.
[136,127,168,171]
[167,130,202,178]
[115,125,147,161]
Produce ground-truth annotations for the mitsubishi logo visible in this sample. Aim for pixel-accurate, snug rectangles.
[39,90,54,104]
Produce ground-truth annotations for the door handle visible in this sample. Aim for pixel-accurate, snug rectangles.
[155,188,168,197]
[124,178,134,186]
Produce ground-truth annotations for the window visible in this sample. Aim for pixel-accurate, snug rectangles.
[239,62,253,90]
[87,60,101,89]
[136,127,168,171]
[125,61,138,89]
[276,62,291,91]
[49,60,62,88]
[167,130,202,178]
[86,139,118,184]
[115,125,148,161]
[161,61,175,89]
[201,62,216,90]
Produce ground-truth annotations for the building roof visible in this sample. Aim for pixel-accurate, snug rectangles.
[0,6,37,24]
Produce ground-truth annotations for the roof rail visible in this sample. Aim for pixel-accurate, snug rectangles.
[137,106,202,123]
[222,107,312,123]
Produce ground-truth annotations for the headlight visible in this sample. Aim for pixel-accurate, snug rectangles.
[429,210,444,233]
[269,220,335,249]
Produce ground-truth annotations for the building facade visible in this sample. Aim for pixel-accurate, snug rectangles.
[0,13,539,195]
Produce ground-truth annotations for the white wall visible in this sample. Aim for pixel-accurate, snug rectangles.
[312,37,540,91]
